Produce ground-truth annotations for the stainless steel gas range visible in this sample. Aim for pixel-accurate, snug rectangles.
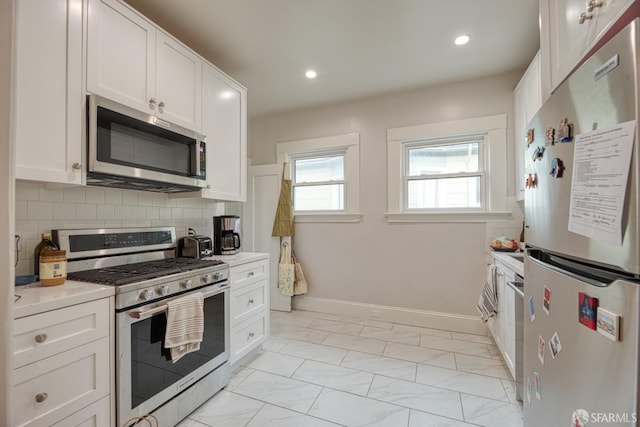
[53,227,230,427]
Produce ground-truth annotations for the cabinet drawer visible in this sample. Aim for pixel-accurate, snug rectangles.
[231,280,267,325]
[51,395,110,427]
[14,298,110,368]
[13,337,110,427]
[230,312,268,364]
[230,259,268,289]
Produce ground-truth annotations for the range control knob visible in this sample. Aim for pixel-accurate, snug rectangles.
[181,279,193,290]
[157,285,171,296]
[139,289,154,301]
[202,274,213,283]
[213,272,221,281]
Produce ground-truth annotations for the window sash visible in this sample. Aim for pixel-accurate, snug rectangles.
[291,152,347,212]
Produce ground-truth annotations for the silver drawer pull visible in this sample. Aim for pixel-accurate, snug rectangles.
[35,334,47,343]
[248,332,255,340]
[248,298,254,305]
[35,393,48,403]
[248,272,254,277]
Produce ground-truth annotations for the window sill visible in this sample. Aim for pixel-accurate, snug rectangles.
[385,211,512,223]
[294,212,363,223]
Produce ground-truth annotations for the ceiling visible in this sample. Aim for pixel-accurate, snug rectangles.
[124,0,540,118]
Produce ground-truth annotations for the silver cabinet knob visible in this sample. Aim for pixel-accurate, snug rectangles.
[157,285,170,296]
[34,333,47,343]
[579,12,593,24]
[248,271,254,277]
[587,0,603,12]
[35,393,48,403]
[181,279,193,290]
[72,163,81,170]
[248,332,255,340]
[139,289,154,301]
[149,98,157,105]
[248,298,254,305]
[158,101,165,108]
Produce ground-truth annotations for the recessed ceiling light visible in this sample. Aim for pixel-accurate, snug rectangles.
[305,69,317,79]
[454,34,470,46]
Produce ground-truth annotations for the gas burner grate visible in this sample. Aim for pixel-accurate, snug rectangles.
[68,258,225,286]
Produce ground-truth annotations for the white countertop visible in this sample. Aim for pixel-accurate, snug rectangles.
[14,280,115,319]
[489,250,525,277]
[205,252,269,267]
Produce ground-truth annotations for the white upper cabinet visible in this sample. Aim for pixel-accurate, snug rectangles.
[173,62,247,201]
[513,52,542,201]
[14,0,84,185]
[540,0,634,97]
[87,0,202,131]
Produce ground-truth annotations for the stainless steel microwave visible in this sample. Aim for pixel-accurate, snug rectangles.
[87,94,207,193]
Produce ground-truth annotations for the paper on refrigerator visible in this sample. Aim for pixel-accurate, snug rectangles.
[568,120,636,246]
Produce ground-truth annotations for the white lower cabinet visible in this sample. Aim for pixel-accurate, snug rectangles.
[229,256,270,366]
[487,257,517,380]
[13,298,113,427]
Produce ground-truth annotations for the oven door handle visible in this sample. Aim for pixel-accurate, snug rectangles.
[130,284,230,320]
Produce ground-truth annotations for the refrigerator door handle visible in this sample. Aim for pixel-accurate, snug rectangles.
[527,249,611,288]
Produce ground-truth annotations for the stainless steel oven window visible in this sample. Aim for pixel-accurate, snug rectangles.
[116,284,229,425]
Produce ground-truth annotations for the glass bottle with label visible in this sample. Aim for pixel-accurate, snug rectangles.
[33,232,58,276]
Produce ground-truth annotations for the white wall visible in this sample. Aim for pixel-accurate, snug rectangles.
[1,0,14,423]
[249,71,524,318]
[14,182,225,275]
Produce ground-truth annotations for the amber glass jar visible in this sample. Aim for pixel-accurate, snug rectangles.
[39,250,67,286]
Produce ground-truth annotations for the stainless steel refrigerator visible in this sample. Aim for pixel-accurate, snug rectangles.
[524,19,640,427]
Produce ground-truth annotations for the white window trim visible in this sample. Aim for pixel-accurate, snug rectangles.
[386,114,512,223]
[277,133,362,223]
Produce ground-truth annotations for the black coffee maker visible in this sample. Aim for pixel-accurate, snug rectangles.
[213,215,241,255]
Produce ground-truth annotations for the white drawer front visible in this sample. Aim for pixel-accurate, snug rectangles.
[230,259,268,289]
[51,395,110,427]
[13,337,110,427]
[231,280,266,325]
[14,298,110,368]
[230,312,267,364]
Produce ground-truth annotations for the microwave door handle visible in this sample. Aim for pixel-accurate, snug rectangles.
[193,141,201,177]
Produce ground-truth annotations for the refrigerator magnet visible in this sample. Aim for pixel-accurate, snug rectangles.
[549,158,565,178]
[543,286,551,314]
[526,128,534,146]
[532,145,545,161]
[578,292,598,330]
[529,296,536,321]
[545,127,555,146]
[538,335,545,364]
[596,307,620,341]
[534,372,541,400]
[556,118,573,143]
[549,332,563,359]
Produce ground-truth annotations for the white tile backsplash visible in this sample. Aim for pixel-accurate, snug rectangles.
[15,181,226,275]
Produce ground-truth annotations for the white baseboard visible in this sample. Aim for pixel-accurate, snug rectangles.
[292,296,488,335]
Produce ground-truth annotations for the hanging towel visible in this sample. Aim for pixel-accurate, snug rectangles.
[164,292,204,363]
[476,264,498,322]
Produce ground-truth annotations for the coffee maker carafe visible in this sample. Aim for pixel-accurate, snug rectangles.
[213,215,241,255]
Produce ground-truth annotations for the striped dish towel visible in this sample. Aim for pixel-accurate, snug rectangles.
[476,264,498,322]
[164,292,204,363]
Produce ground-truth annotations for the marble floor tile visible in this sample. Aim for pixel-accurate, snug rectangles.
[341,350,417,381]
[270,323,331,344]
[271,313,315,328]
[309,388,410,427]
[409,409,478,427]
[233,370,323,413]
[342,316,395,330]
[454,353,511,380]
[450,332,494,345]
[307,318,364,335]
[175,419,209,427]
[420,335,493,358]
[246,404,343,427]
[188,390,264,427]
[359,326,421,345]
[367,375,463,420]
[262,335,294,352]
[244,350,305,377]
[227,366,255,391]
[460,393,524,426]
[292,360,374,395]
[287,310,345,322]
[416,364,508,401]
[278,340,348,365]
[393,323,453,338]
[322,332,387,354]
[383,342,456,369]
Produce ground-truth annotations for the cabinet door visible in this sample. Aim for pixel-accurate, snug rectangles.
[501,267,516,379]
[200,62,247,201]
[155,32,202,131]
[14,0,83,185]
[87,0,156,113]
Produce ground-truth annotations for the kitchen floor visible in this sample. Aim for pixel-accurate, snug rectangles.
[178,310,524,427]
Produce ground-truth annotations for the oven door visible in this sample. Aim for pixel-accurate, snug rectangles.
[116,282,229,426]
